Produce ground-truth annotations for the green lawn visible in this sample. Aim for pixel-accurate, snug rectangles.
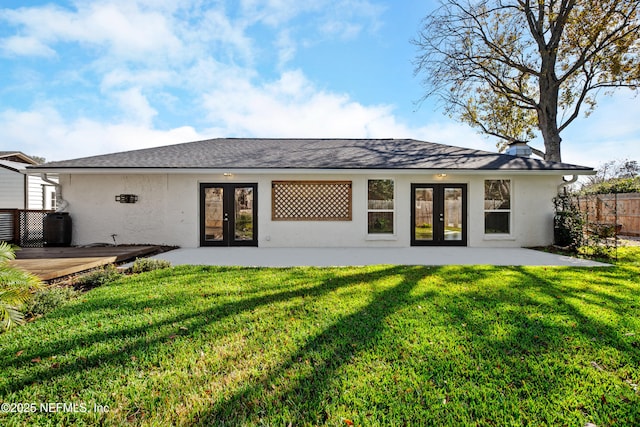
[1,250,639,426]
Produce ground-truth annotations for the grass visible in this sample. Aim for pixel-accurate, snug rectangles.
[1,250,639,426]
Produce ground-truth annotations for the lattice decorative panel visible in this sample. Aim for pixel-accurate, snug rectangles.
[18,210,51,247]
[272,181,352,221]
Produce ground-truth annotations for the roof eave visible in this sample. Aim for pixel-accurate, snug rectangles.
[0,152,38,165]
[24,166,596,176]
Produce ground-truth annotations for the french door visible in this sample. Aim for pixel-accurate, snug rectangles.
[411,184,467,246]
[200,183,258,246]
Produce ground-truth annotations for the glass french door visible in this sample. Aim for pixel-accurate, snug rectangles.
[411,184,467,246]
[200,183,258,246]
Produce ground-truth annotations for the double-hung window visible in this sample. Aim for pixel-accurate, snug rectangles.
[367,179,394,234]
[484,179,511,234]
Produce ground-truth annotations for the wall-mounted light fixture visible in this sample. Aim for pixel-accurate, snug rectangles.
[437,173,447,178]
[223,172,233,177]
[116,194,138,203]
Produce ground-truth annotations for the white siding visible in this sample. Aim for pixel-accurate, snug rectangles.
[59,172,562,248]
[0,167,26,209]
[27,174,58,210]
[0,167,57,210]
[27,175,44,209]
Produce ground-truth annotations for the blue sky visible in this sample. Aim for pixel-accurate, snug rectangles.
[0,0,638,167]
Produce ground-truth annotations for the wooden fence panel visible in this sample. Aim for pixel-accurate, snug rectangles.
[578,193,640,237]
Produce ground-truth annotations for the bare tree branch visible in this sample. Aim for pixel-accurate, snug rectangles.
[414,0,640,162]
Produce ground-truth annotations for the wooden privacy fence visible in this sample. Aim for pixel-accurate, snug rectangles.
[576,193,640,237]
[0,209,53,247]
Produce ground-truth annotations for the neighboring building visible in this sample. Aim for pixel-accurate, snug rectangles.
[0,151,57,210]
[26,138,593,248]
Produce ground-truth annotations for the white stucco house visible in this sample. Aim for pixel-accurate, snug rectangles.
[26,138,593,249]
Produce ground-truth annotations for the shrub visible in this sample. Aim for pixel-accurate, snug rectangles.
[553,195,585,250]
[126,257,171,274]
[1,242,42,331]
[74,264,122,290]
[25,286,78,317]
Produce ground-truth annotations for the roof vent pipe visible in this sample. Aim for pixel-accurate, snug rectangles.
[505,142,532,157]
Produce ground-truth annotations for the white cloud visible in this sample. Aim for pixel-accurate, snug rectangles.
[239,0,322,27]
[200,70,393,137]
[319,21,363,40]
[0,0,386,89]
[318,0,385,38]
[274,29,296,68]
[0,35,56,57]
[238,0,383,33]
[198,68,493,151]
[0,65,492,162]
[12,0,630,168]
[0,1,183,62]
[186,8,255,63]
[101,68,175,91]
[0,106,203,161]
[112,87,158,125]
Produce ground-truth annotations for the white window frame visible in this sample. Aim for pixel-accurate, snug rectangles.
[483,179,513,238]
[366,178,396,238]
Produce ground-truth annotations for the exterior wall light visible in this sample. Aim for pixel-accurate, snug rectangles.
[115,194,138,203]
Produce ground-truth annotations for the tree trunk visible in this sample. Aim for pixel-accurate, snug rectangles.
[538,51,563,163]
[538,105,562,162]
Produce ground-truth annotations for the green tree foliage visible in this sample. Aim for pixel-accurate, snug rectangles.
[580,159,640,194]
[0,242,42,331]
[581,177,640,194]
[414,0,640,162]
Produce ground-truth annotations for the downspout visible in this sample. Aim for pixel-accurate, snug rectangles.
[23,173,28,209]
[40,173,68,212]
[557,175,578,195]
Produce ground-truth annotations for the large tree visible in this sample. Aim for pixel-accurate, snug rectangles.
[413,0,640,162]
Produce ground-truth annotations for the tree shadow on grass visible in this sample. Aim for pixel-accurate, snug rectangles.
[5,264,636,425]
[190,265,637,426]
[0,266,430,402]
[197,266,437,425]
[434,266,640,425]
[509,267,640,353]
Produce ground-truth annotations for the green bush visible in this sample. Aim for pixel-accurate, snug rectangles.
[553,195,585,250]
[1,242,42,331]
[74,264,122,290]
[25,286,78,317]
[126,257,171,274]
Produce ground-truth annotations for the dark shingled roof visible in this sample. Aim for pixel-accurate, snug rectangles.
[31,138,592,171]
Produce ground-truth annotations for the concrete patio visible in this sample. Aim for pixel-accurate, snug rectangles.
[152,247,610,267]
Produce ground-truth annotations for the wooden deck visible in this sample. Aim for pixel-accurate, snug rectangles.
[9,245,162,281]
